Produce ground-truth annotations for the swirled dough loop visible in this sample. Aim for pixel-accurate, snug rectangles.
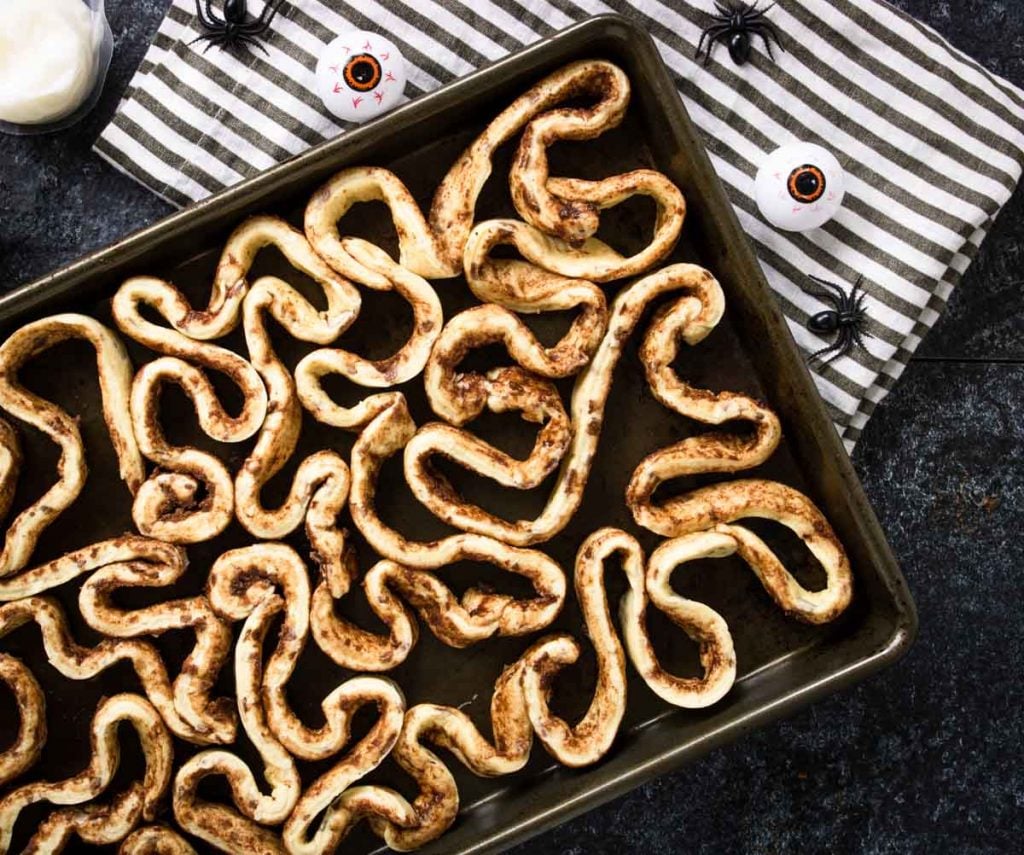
[130,357,237,543]
[293,238,443,433]
[281,677,406,855]
[113,214,359,343]
[78,550,237,742]
[0,596,228,746]
[620,530,738,709]
[0,694,173,853]
[400,263,730,547]
[629,479,852,624]
[521,527,639,767]
[305,59,682,281]
[0,314,143,577]
[0,653,45,788]
[119,826,198,855]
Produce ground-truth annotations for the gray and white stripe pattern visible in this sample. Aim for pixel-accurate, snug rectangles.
[94,0,1024,448]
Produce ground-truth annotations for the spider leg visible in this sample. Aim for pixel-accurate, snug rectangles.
[758,28,777,61]
[756,20,787,55]
[187,31,216,49]
[241,0,286,33]
[240,33,270,54]
[748,1,779,18]
[714,2,732,17]
[851,326,871,354]
[696,26,731,65]
[808,334,844,366]
[808,275,851,305]
[195,0,223,29]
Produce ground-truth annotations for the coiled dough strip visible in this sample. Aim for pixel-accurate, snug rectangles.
[206,543,394,761]
[0,694,173,853]
[304,60,683,281]
[422,296,605,428]
[27,790,164,853]
[119,826,198,855]
[398,263,730,547]
[130,357,237,543]
[111,221,340,477]
[0,653,45,788]
[468,173,685,286]
[311,540,563,672]
[172,590,300,851]
[0,596,229,745]
[0,314,143,577]
[280,677,407,855]
[628,479,852,624]
[0,533,182,601]
[347,396,566,643]
[520,527,640,767]
[78,551,236,742]
[293,238,443,433]
[113,214,360,343]
[405,366,571,532]
[619,530,737,709]
[341,534,641,852]
[235,249,434,581]
[0,418,21,523]
[286,646,547,853]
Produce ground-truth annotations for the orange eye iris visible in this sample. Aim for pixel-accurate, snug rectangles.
[787,164,827,204]
[343,54,382,92]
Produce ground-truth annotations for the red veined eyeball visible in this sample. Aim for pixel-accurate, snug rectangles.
[315,31,406,123]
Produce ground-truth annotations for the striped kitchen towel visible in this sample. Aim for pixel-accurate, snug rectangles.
[94,0,1024,448]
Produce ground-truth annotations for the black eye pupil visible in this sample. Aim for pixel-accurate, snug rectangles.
[351,60,375,84]
[795,171,820,196]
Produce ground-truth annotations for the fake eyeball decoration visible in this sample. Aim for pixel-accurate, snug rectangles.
[754,142,846,232]
[315,31,406,123]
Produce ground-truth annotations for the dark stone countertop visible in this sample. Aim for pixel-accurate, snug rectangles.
[0,1,1021,853]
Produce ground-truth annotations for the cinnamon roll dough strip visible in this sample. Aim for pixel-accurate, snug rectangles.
[113,214,360,343]
[397,263,730,547]
[305,60,682,282]
[288,646,546,853]
[405,366,571,523]
[0,653,45,788]
[0,314,143,577]
[521,527,641,767]
[235,251,435,583]
[628,479,852,624]
[206,542,380,762]
[0,694,173,854]
[280,678,407,855]
[312,546,563,673]
[0,596,227,746]
[28,790,163,853]
[0,418,21,523]
[79,555,237,742]
[620,530,738,709]
[129,357,237,543]
[0,533,182,601]
[172,599,300,852]
[292,238,443,433]
[177,544,409,854]
[119,826,198,855]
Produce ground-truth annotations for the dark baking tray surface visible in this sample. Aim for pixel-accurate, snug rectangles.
[0,15,915,854]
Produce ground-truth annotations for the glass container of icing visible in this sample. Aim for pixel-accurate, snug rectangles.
[0,0,113,135]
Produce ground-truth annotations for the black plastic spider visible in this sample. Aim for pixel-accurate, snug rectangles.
[800,275,872,366]
[696,1,785,66]
[191,0,285,54]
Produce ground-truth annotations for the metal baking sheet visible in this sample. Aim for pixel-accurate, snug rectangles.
[0,15,916,854]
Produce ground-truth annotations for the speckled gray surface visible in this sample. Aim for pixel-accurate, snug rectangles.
[1,1,1022,852]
